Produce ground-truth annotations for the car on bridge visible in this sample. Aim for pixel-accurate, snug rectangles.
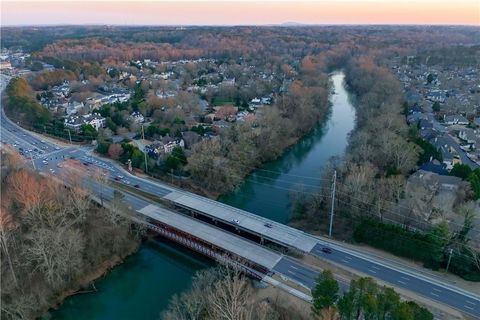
[231,219,240,224]
[264,223,273,228]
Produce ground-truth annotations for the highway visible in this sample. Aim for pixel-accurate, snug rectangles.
[1,74,479,318]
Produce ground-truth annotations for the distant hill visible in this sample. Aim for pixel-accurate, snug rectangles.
[279,21,307,26]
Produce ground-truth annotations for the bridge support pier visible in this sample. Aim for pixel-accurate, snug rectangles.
[260,237,264,245]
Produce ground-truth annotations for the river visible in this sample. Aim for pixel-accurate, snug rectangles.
[49,71,356,319]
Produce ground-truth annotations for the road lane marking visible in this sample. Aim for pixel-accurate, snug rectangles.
[343,256,352,260]
[291,266,298,270]
[430,292,439,297]
[397,280,406,285]
[463,305,474,310]
[401,276,410,281]
[465,300,476,305]
[372,265,380,270]
[432,288,441,292]
[341,259,349,263]
[287,270,296,275]
[368,269,377,274]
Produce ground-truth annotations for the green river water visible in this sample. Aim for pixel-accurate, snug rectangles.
[49,71,355,320]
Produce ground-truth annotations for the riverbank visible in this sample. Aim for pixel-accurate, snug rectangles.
[44,238,140,317]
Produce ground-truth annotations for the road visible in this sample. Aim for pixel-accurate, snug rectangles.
[1,74,479,318]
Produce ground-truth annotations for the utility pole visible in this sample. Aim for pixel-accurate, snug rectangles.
[67,129,72,145]
[328,170,337,237]
[445,248,454,273]
[141,124,148,174]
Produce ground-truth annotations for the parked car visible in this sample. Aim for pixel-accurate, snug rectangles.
[264,223,273,228]
[134,184,140,188]
[231,219,240,224]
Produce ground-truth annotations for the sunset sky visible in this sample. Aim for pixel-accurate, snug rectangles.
[2,0,479,26]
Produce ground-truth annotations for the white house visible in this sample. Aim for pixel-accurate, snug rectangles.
[164,139,185,153]
[129,111,145,123]
[64,113,106,132]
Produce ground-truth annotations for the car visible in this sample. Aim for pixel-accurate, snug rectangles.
[134,184,140,188]
[321,247,333,254]
[117,175,124,179]
[41,140,46,144]
[83,162,89,166]
[123,180,131,185]
[56,164,63,168]
[42,160,48,165]
[264,223,273,228]
[231,219,240,224]
[114,177,120,181]
[55,147,60,150]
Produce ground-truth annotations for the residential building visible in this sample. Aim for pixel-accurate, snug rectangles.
[64,113,106,132]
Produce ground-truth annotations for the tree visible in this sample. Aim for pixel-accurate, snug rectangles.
[312,270,339,315]
[427,73,435,84]
[207,268,253,320]
[432,102,440,112]
[81,124,98,140]
[450,163,472,179]
[466,171,480,199]
[108,143,124,160]
[426,221,450,269]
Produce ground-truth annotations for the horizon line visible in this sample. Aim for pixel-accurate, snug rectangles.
[2,23,479,27]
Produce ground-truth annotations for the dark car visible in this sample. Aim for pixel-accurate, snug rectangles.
[321,247,333,254]
[134,184,140,188]
[114,177,120,181]
[264,223,273,228]
[83,162,89,166]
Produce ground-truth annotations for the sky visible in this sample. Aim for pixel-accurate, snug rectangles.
[1,0,479,26]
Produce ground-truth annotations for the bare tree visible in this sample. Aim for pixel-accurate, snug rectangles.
[207,267,253,320]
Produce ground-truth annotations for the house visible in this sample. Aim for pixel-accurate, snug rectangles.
[407,112,427,125]
[156,90,177,99]
[64,113,106,132]
[419,159,449,176]
[444,114,469,126]
[426,90,446,103]
[409,170,463,192]
[66,101,84,116]
[458,128,478,147]
[163,139,185,154]
[129,111,145,123]
[430,135,459,170]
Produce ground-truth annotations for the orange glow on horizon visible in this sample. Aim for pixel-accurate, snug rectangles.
[1,1,479,26]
